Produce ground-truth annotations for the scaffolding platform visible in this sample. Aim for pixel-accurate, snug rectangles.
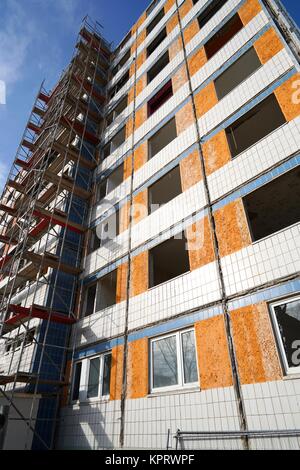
[0,372,68,387]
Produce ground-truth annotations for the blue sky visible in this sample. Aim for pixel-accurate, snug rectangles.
[0,0,299,191]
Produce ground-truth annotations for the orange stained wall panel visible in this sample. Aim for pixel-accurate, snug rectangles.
[169,37,183,61]
[183,19,200,45]
[195,315,233,390]
[194,81,218,118]
[188,47,207,77]
[124,154,133,180]
[186,216,215,271]
[119,200,130,233]
[116,262,128,303]
[132,189,148,224]
[231,303,282,384]
[274,73,300,122]
[165,0,175,13]
[175,100,194,134]
[61,360,72,407]
[202,129,232,175]
[110,345,124,400]
[179,149,202,191]
[127,338,149,398]
[134,141,148,171]
[214,199,252,258]
[254,28,284,65]
[179,0,194,21]
[135,104,148,129]
[238,0,262,26]
[172,64,188,93]
[130,251,149,297]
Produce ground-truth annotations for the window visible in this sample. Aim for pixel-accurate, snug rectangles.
[147,0,160,17]
[103,126,126,160]
[149,165,182,213]
[226,94,286,158]
[270,297,300,375]
[147,27,167,57]
[106,95,128,126]
[214,47,261,100]
[197,0,228,29]
[115,31,132,56]
[243,166,300,242]
[148,51,170,83]
[112,50,131,76]
[148,80,173,117]
[148,117,177,159]
[109,71,129,99]
[147,8,164,35]
[204,14,244,60]
[83,269,118,317]
[149,233,190,287]
[150,329,198,391]
[97,163,124,203]
[4,328,36,354]
[72,353,112,402]
[89,210,120,253]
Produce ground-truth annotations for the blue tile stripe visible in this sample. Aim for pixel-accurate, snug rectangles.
[72,277,300,361]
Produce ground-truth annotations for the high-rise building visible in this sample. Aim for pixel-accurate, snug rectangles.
[0,0,300,451]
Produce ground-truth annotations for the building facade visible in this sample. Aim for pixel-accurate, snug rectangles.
[1,0,300,451]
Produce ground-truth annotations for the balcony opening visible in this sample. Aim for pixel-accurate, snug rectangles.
[148,117,177,159]
[243,166,300,242]
[148,51,170,83]
[148,80,173,117]
[147,27,167,57]
[83,283,97,317]
[112,49,131,76]
[226,94,286,158]
[97,163,124,203]
[214,47,261,100]
[197,0,228,29]
[110,71,129,98]
[103,126,126,159]
[149,233,190,287]
[192,0,199,4]
[106,95,128,126]
[116,31,132,55]
[147,0,160,17]
[147,8,165,35]
[204,14,244,60]
[96,270,117,311]
[149,165,182,213]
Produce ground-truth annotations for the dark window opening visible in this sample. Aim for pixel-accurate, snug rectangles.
[84,284,97,317]
[115,31,132,55]
[192,0,199,4]
[226,94,286,158]
[147,0,160,17]
[72,362,82,401]
[149,233,190,287]
[110,71,129,98]
[148,117,177,159]
[106,95,128,126]
[147,51,170,83]
[197,0,228,29]
[215,47,261,100]
[112,50,131,76]
[243,166,300,242]
[204,14,244,60]
[147,27,167,57]
[149,165,182,213]
[96,270,117,311]
[148,80,173,117]
[103,126,126,160]
[147,8,165,35]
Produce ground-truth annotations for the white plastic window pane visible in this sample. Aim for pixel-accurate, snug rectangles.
[181,331,198,384]
[102,354,112,396]
[152,335,178,388]
[87,357,100,398]
[273,299,300,370]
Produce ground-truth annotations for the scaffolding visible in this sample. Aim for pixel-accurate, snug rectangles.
[0,17,111,450]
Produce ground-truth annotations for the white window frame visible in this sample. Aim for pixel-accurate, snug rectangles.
[270,296,300,375]
[150,328,199,393]
[71,352,112,403]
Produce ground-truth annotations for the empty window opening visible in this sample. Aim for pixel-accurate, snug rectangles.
[83,284,97,317]
[115,31,132,55]
[147,8,165,35]
[147,0,160,17]
[148,117,177,159]
[270,296,300,375]
[204,14,244,60]
[226,94,286,158]
[148,80,173,117]
[72,362,82,401]
[149,233,190,288]
[106,95,128,126]
[112,50,131,76]
[147,27,167,57]
[110,71,129,98]
[151,329,198,391]
[94,210,120,250]
[243,166,300,242]
[103,126,126,160]
[147,51,170,83]
[149,165,182,213]
[197,0,228,29]
[96,270,117,311]
[97,164,124,203]
[215,47,261,100]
